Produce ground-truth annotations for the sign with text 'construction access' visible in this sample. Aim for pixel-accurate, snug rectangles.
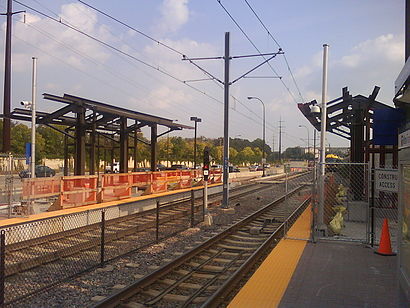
[375,169,398,193]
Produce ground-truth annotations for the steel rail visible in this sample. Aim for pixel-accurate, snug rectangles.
[202,196,311,307]
[93,184,308,308]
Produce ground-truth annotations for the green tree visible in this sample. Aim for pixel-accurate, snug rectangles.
[37,125,64,159]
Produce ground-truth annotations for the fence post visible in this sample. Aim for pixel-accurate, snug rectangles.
[370,168,375,247]
[202,186,206,222]
[156,200,160,243]
[191,190,195,227]
[100,211,105,266]
[0,230,5,307]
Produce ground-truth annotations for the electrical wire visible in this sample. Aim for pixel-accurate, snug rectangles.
[14,1,276,136]
[216,0,299,104]
[76,0,269,128]
[243,0,304,102]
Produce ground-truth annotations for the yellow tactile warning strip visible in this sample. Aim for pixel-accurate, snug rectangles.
[0,183,222,227]
[228,205,312,308]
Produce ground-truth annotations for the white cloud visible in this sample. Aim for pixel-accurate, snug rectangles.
[155,0,190,35]
[148,85,192,109]
[338,34,403,69]
[11,3,113,72]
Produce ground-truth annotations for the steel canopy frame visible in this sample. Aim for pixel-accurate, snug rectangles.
[9,93,193,175]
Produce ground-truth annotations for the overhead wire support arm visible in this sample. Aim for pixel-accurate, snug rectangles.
[230,51,283,84]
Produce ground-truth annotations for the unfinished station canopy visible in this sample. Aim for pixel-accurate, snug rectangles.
[298,86,404,167]
[10,93,193,175]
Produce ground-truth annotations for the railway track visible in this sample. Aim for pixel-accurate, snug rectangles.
[4,172,307,277]
[93,185,311,308]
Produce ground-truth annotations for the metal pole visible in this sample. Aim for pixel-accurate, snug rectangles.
[279,118,282,162]
[248,97,266,177]
[2,0,12,153]
[156,200,160,242]
[222,32,230,208]
[0,230,5,307]
[318,44,329,228]
[100,211,105,265]
[190,190,195,227]
[194,121,197,170]
[298,125,309,159]
[31,57,37,178]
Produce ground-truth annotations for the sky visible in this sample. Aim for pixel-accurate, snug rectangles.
[0,0,405,151]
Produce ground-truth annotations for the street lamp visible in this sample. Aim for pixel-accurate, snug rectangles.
[21,57,37,179]
[247,96,266,177]
[298,125,310,159]
[190,117,202,170]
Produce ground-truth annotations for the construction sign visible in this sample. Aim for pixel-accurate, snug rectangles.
[375,169,399,193]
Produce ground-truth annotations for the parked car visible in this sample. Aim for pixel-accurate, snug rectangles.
[229,166,240,173]
[156,164,167,171]
[19,165,56,178]
[135,167,151,172]
[169,164,189,170]
[249,165,258,172]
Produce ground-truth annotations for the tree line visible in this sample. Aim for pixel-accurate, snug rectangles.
[1,120,319,165]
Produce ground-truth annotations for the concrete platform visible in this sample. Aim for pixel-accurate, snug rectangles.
[279,241,406,308]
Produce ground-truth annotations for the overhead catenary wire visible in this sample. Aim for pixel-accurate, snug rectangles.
[75,0,273,130]
[243,0,304,102]
[216,0,299,104]
[13,0,277,137]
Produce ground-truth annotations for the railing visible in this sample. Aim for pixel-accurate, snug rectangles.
[21,169,223,209]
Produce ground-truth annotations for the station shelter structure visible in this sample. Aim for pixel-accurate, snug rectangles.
[9,93,193,175]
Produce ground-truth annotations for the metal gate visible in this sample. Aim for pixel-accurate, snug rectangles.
[312,162,370,242]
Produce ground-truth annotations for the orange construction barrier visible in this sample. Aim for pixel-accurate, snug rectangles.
[375,218,396,256]
[22,177,61,199]
[100,173,131,202]
[57,175,98,209]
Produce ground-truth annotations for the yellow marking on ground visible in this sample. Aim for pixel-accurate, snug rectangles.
[228,205,312,308]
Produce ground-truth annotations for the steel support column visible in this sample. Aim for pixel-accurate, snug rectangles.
[150,124,157,172]
[63,132,68,176]
[75,106,86,175]
[119,117,128,173]
[133,125,138,171]
[90,112,96,175]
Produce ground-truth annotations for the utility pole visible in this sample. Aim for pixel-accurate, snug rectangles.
[272,133,275,161]
[1,0,23,152]
[31,57,37,178]
[222,32,230,208]
[278,118,284,162]
[182,33,283,209]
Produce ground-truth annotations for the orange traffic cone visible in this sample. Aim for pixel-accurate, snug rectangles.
[375,218,396,256]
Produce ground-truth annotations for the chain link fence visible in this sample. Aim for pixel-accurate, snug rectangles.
[0,154,26,219]
[370,168,398,250]
[0,189,205,305]
[313,162,370,242]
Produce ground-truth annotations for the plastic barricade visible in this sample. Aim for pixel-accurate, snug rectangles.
[22,177,61,200]
[178,170,193,189]
[59,175,98,209]
[130,172,151,188]
[150,172,168,193]
[100,173,131,202]
[210,169,223,183]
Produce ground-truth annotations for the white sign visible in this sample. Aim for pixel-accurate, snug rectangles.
[375,169,398,193]
[398,129,410,150]
[203,170,209,176]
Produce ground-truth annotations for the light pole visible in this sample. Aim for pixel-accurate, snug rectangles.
[247,96,266,177]
[298,125,310,159]
[21,57,37,178]
[190,117,201,170]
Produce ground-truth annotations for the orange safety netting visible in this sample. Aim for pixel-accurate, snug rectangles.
[100,173,131,202]
[59,176,98,208]
[22,177,61,199]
